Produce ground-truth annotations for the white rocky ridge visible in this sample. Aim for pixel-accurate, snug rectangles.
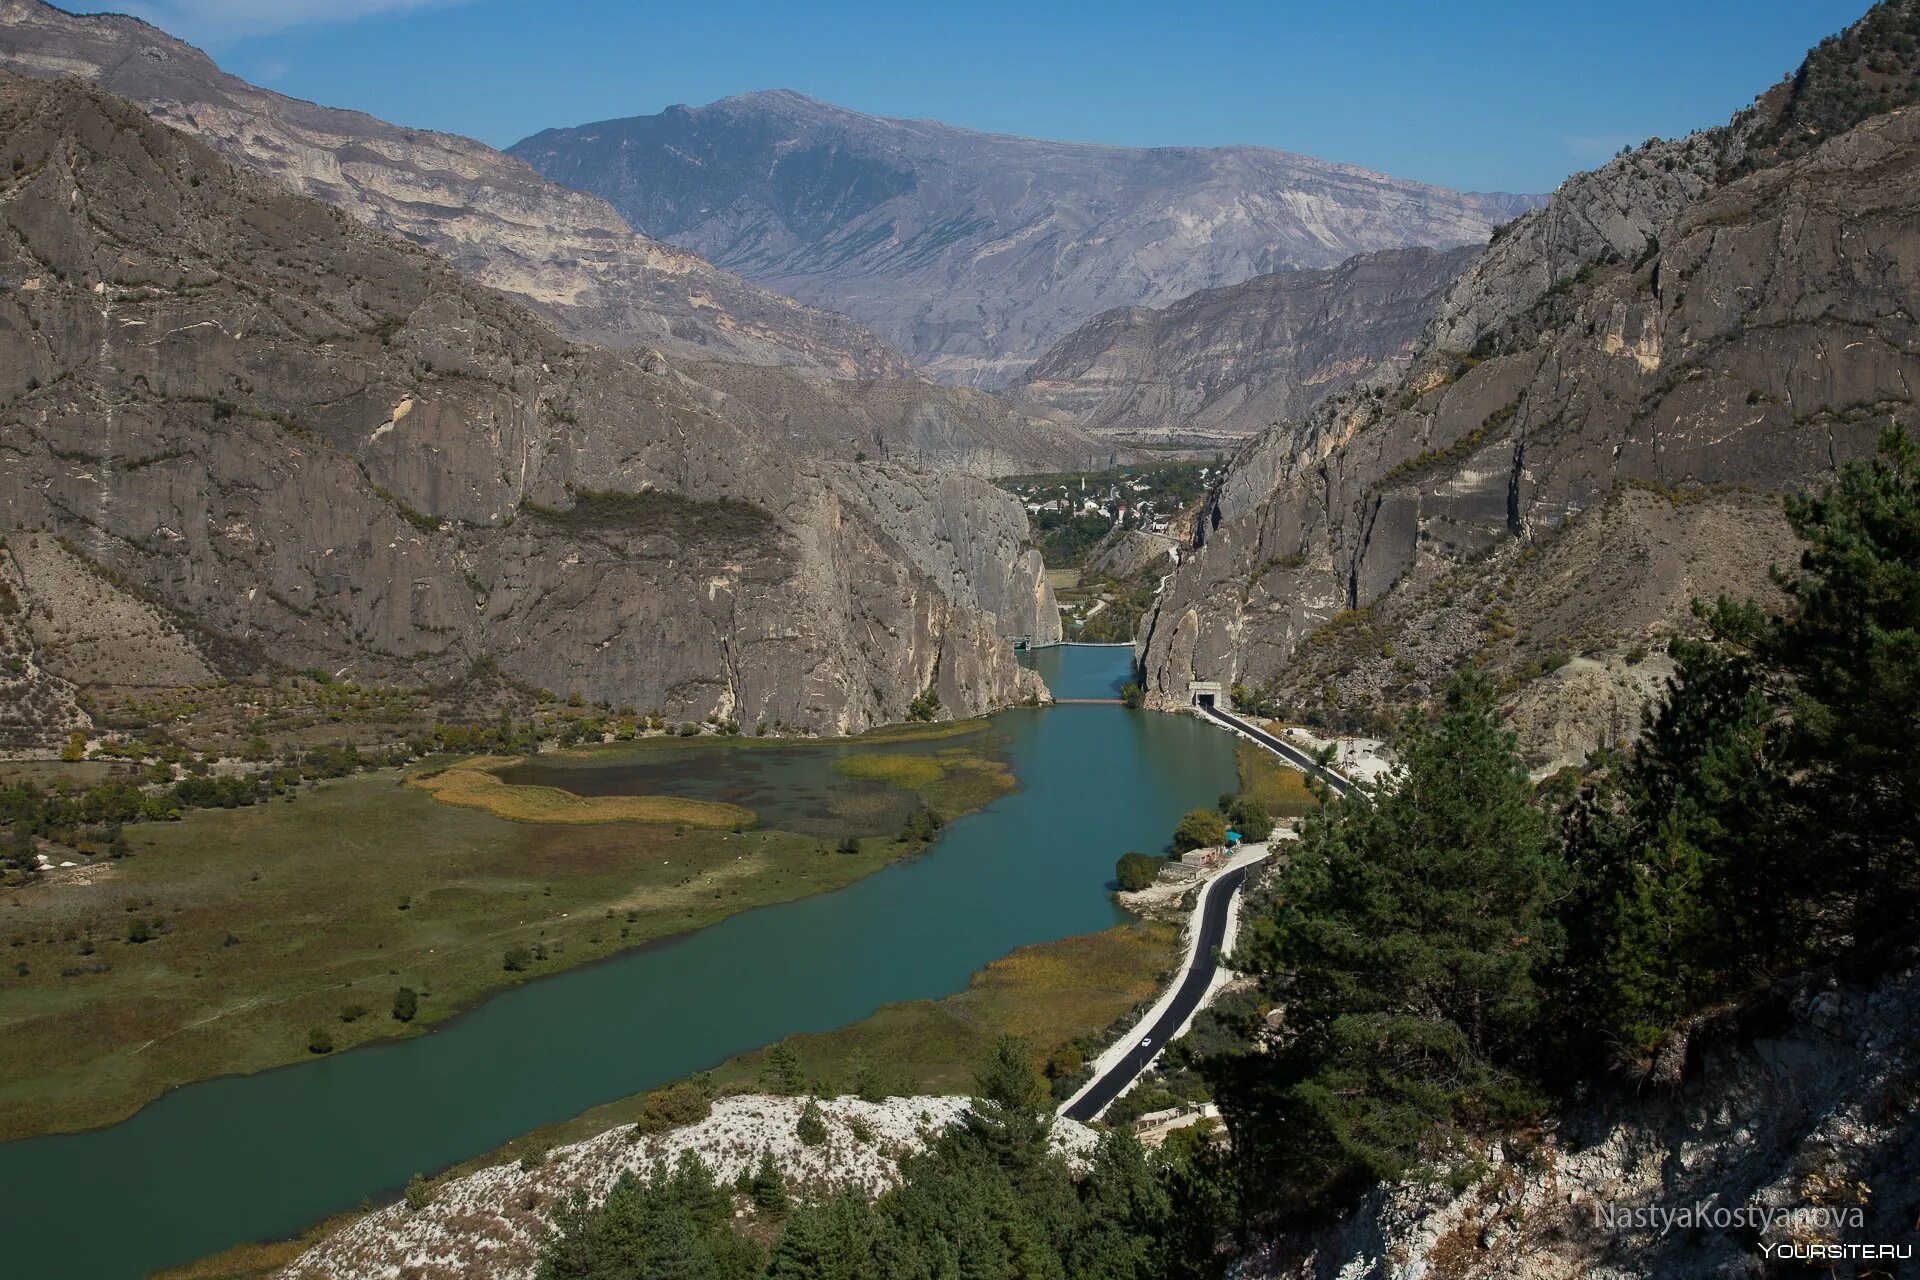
[1234,953,1920,1279]
[284,1095,1098,1280]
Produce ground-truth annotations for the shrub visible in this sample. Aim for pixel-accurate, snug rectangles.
[503,945,533,972]
[1115,851,1162,891]
[404,1173,432,1211]
[1172,808,1228,852]
[391,986,418,1022]
[795,1098,828,1146]
[307,1027,334,1054]
[1227,796,1275,841]
[634,1082,712,1136]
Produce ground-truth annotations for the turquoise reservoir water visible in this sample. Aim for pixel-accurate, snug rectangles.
[0,647,1231,1279]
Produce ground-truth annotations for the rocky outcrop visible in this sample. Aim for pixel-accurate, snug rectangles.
[0,75,1051,739]
[1139,21,1920,764]
[284,1095,1099,1280]
[1240,945,1920,1280]
[1010,247,1479,441]
[0,538,89,751]
[511,91,1541,387]
[0,0,908,380]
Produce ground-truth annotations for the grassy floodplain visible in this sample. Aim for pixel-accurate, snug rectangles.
[0,721,1011,1141]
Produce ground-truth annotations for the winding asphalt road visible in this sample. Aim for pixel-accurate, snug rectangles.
[1201,705,1359,799]
[1063,858,1254,1122]
[1060,707,1361,1123]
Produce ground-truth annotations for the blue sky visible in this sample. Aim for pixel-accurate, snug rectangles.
[89,0,1870,193]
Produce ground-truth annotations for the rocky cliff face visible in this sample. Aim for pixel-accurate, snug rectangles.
[0,75,1053,739]
[0,0,908,381]
[1241,944,1920,1280]
[284,1096,1100,1280]
[1139,8,1920,765]
[1009,247,1479,443]
[511,91,1540,387]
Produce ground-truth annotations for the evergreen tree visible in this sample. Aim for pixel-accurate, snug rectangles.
[539,1154,763,1280]
[760,1042,806,1095]
[850,1050,888,1104]
[796,1097,828,1146]
[1554,617,1794,1063]
[1767,424,1920,934]
[1065,1132,1174,1280]
[1550,426,1920,1064]
[964,1035,1053,1175]
[749,1150,790,1219]
[768,1192,880,1279]
[1213,673,1563,1207]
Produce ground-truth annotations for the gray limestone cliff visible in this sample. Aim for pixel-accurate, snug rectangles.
[0,75,1053,740]
[1139,8,1920,766]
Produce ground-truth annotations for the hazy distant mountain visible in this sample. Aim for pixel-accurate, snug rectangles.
[1009,246,1480,442]
[0,0,907,379]
[511,91,1542,387]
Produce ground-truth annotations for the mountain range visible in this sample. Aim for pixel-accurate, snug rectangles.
[510,92,1541,387]
[1008,245,1480,443]
[0,65,1066,741]
[0,0,912,380]
[0,0,1129,481]
[1139,1,1920,768]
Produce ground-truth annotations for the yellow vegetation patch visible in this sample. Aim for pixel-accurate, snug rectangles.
[830,752,947,789]
[1236,740,1320,817]
[410,758,752,829]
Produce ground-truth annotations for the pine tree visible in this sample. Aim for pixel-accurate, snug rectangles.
[964,1035,1053,1175]
[1768,423,1920,934]
[1215,672,1563,1205]
[749,1150,790,1219]
[768,1192,880,1279]
[759,1042,806,1095]
[1554,617,1795,1063]
[795,1097,828,1146]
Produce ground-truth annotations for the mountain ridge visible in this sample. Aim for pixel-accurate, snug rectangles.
[1008,245,1481,442]
[511,92,1542,387]
[1137,0,1920,767]
[0,70,1057,742]
[0,0,910,380]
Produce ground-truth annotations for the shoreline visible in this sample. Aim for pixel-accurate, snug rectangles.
[0,724,1020,1145]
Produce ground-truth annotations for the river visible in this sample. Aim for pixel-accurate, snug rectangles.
[0,647,1235,1278]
